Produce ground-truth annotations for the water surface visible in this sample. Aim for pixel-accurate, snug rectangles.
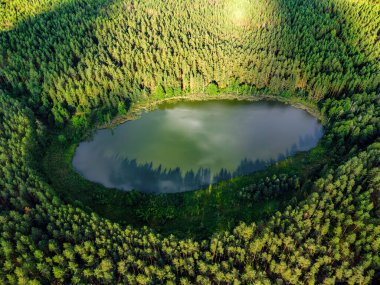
[73,100,323,193]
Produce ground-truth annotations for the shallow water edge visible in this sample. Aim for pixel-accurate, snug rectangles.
[99,93,325,130]
[73,96,324,193]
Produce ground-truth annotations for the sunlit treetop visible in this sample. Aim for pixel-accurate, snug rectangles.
[0,0,69,31]
[223,0,277,28]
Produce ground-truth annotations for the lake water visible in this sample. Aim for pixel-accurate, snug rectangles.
[73,100,323,193]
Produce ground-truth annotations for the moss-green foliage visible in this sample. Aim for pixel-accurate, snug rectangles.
[43,136,329,239]
[1,93,379,283]
[239,174,300,202]
[1,0,379,124]
[0,0,380,283]
[206,83,219,96]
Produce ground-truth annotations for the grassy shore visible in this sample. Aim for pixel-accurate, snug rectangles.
[43,94,329,239]
[100,93,325,129]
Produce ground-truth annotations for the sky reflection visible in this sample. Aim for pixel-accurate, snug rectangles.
[73,100,323,193]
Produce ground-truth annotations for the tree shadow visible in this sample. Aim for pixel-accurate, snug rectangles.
[0,0,113,120]
[2,0,377,125]
[272,0,380,97]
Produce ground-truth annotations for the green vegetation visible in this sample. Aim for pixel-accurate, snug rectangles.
[2,0,379,125]
[43,130,329,239]
[1,0,379,284]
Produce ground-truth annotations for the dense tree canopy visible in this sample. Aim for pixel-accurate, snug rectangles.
[0,0,379,284]
[1,0,379,125]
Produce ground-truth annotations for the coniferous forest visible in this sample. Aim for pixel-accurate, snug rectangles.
[1,0,380,284]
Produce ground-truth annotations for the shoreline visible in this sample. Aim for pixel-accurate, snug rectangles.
[98,93,325,130]
[42,92,329,238]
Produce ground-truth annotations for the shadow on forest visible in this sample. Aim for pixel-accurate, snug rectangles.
[1,0,374,113]
[0,0,113,115]
[2,0,344,197]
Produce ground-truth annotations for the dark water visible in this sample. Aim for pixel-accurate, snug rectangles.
[73,100,323,193]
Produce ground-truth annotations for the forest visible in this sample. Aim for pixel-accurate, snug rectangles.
[0,0,379,284]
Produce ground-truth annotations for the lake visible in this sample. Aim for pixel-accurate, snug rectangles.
[73,100,323,193]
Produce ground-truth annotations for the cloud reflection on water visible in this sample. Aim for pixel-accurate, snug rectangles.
[72,100,323,193]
